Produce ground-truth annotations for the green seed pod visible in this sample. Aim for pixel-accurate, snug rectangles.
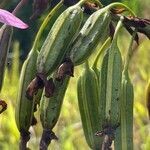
[69,8,111,66]
[39,76,70,149]
[37,2,84,76]
[105,43,122,126]
[114,71,134,150]
[98,47,109,127]
[77,61,102,149]
[119,72,134,150]
[15,49,39,150]
[115,31,136,150]
[15,49,38,132]
[99,19,123,128]
[15,2,66,148]
[15,0,67,130]
[0,25,13,91]
[40,76,70,130]
[99,45,122,128]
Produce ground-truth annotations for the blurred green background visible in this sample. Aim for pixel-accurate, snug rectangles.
[0,0,150,149]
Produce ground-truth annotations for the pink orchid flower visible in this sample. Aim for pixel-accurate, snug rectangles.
[0,9,28,29]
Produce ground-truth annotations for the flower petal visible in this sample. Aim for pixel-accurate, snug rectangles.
[0,9,28,29]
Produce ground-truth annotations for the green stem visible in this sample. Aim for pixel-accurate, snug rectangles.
[32,0,64,51]
[92,37,111,70]
[105,2,136,17]
[123,30,137,73]
[76,0,103,8]
[112,16,124,43]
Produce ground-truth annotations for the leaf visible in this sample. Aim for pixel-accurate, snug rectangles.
[0,9,28,29]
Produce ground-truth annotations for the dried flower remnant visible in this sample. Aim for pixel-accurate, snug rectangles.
[112,14,150,40]
[123,16,150,41]
[0,9,28,29]
[83,2,99,14]
[40,130,58,150]
[109,22,115,39]
[31,115,38,126]
[55,58,74,81]
[44,78,55,98]
[95,125,119,150]
[124,25,139,44]
[19,130,30,150]
[111,8,126,14]
[26,76,44,100]
[0,99,7,114]
[26,74,55,99]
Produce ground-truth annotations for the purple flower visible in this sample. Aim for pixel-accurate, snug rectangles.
[0,9,28,29]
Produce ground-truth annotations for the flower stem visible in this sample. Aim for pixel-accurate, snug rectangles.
[12,0,29,15]
[105,2,136,17]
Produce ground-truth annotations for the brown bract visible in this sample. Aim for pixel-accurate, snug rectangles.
[95,124,119,150]
[111,8,126,14]
[26,76,44,100]
[123,15,150,41]
[31,115,38,126]
[40,130,58,150]
[44,78,55,98]
[0,99,7,114]
[83,2,99,15]
[111,12,150,42]
[55,58,74,81]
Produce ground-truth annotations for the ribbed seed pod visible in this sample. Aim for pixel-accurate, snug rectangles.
[119,71,134,150]
[37,1,84,76]
[114,31,136,150]
[15,0,67,130]
[98,44,122,129]
[15,50,38,132]
[99,19,123,128]
[39,76,70,150]
[106,42,122,126]
[0,25,13,91]
[114,71,134,150]
[98,48,109,127]
[69,8,111,66]
[40,77,70,130]
[15,2,66,149]
[115,31,136,150]
[77,62,102,149]
[114,68,134,150]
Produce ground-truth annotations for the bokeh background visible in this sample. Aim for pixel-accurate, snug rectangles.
[0,0,150,149]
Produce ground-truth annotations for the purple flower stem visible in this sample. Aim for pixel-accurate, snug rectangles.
[12,0,29,15]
